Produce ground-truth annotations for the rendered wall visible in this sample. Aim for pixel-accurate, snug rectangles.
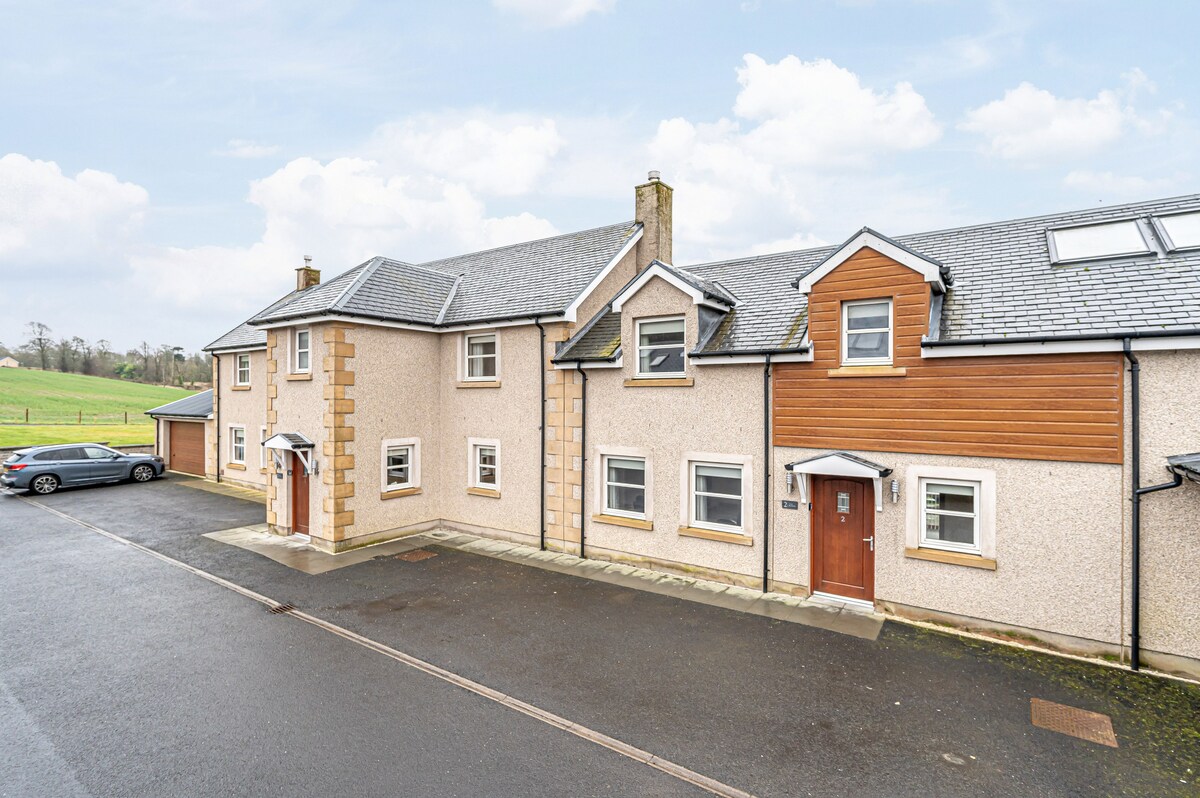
[216,349,268,489]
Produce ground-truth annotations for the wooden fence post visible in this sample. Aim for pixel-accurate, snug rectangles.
[78,410,82,424]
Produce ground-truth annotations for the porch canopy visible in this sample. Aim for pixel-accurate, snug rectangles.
[263,432,316,474]
[785,452,893,511]
[1167,452,1200,481]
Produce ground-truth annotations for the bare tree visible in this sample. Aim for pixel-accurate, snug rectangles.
[24,322,53,370]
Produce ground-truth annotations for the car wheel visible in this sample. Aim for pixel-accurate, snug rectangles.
[131,465,155,483]
[31,475,60,495]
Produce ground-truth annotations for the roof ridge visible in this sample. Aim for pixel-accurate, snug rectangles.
[330,257,385,313]
[435,274,463,325]
[417,220,636,268]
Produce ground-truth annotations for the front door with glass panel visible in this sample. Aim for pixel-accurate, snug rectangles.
[811,476,874,601]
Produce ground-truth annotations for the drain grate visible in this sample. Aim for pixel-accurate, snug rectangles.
[1030,698,1118,747]
[395,549,438,562]
[267,602,296,615]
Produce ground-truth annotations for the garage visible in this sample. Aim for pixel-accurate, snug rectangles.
[168,421,206,475]
[145,389,213,477]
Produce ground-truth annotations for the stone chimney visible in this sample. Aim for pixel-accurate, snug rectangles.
[295,255,321,291]
[634,170,673,266]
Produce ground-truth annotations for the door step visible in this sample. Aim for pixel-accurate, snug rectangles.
[810,591,876,614]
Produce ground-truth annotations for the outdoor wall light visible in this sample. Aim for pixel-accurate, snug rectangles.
[785,471,795,493]
[891,478,900,503]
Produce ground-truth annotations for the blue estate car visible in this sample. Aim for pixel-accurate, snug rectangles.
[1,444,165,495]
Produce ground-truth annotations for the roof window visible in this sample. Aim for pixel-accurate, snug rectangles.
[1048,220,1151,263]
[1153,211,1200,252]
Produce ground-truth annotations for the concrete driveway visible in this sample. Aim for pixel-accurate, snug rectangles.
[2,476,1197,797]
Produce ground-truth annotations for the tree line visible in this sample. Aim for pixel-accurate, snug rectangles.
[0,322,212,387]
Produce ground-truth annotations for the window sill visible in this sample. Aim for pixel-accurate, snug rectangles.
[624,377,694,388]
[827,366,907,378]
[285,373,313,381]
[230,385,252,391]
[457,380,501,389]
[678,526,752,546]
[381,487,422,500]
[904,547,996,570]
[593,513,653,531]
[467,486,501,499]
[226,462,247,471]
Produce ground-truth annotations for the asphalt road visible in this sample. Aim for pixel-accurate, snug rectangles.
[1,478,1197,797]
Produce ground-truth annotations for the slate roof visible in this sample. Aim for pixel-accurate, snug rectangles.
[247,221,641,328]
[560,193,1200,360]
[206,291,302,351]
[1167,452,1200,480]
[145,389,213,418]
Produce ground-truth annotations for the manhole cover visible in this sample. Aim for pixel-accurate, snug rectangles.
[1030,698,1118,747]
[395,549,437,562]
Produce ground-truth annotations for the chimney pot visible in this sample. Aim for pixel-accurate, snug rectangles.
[648,170,661,182]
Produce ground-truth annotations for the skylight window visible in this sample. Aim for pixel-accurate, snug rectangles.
[1048,220,1150,263]
[1154,211,1200,251]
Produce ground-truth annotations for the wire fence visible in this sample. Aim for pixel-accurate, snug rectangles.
[0,410,154,426]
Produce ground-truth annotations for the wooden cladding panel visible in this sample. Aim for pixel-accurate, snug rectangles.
[774,248,1123,464]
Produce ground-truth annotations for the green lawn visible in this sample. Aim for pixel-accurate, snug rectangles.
[0,369,195,448]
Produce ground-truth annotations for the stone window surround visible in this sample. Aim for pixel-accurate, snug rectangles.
[594,445,654,523]
[467,436,501,492]
[380,437,421,495]
[904,464,997,565]
[679,451,754,540]
[460,330,502,383]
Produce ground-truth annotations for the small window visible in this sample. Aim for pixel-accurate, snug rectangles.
[920,479,980,554]
[230,427,246,464]
[464,333,498,380]
[294,329,311,373]
[637,317,685,377]
[473,442,499,489]
[836,491,851,513]
[1049,220,1150,263]
[259,427,268,469]
[235,354,251,385]
[604,456,646,519]
[842,299,892,365]
[385,445,413,490]
[1154,211,1200,252]
[691,462,744,533]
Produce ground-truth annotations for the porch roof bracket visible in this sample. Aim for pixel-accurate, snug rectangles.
[785,451,893,512]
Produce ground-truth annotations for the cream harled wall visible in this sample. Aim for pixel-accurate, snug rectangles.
[216,349,268,488]
[580,275,766,582]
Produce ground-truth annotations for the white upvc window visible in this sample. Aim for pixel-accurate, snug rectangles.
[464,333,498,381]
[468,437,501,490]
[259,426,268,469]
[294,328,311,373]
[229,426,246,464]
[636,317,686,377]
[381,437,421,492]
[235,354,251,385]
[842,298,893,365]
[919,478,980,555]
[603,455,647,519]
[689,461,744,533]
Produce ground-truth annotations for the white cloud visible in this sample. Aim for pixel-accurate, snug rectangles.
[221,139,281,158]
[959,71,1172,162]
[1062,170,1185,198]
[493,0,615,27]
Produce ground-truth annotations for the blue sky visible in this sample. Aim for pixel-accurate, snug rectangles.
[2,0,1197,351]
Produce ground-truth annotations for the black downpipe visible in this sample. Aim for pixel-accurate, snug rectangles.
[535,319,547,551]
[576,363,588,559]
[213,353,221,483]
[1123,339,1139,668]
[762,353,772,592]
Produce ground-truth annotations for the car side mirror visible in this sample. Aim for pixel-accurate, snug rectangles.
[109,454,120,460]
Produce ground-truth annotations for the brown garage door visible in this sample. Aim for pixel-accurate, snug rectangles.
[168,421,205,475]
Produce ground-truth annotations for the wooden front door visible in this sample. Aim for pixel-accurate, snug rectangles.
[811,476,874,601]
[290,453,310,535]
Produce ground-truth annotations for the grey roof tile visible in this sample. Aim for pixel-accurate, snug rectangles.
[205,291,301,351]
[145,389,213,418]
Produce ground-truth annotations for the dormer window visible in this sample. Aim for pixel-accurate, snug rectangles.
[1048,220,1151,263]
[1153,211,1200,252]
[842,299,892,366]
[636,317,685,377]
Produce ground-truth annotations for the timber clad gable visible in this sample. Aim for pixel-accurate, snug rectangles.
[773,248,1124,464]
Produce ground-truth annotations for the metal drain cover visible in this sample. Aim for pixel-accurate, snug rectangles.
[267,602,296,615]
[1030,698,1118,747]
[395,549,437,562]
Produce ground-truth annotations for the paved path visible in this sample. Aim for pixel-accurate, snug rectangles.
[2,478,1198,797]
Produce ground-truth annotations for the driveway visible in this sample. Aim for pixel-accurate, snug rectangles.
[2,477,1197,797]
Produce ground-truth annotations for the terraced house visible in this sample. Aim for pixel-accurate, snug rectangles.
[167,175,1200,678]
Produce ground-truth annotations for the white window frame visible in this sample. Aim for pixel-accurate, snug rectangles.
[229,425,246,464]
[1151,211,1200,253]
[293,328,311,374]
[918,478,981,555]
[235,354,251,386]
[680,452,753,536]
[380,437,421,493]
[259,426,268,469]
[599,449,650,520]
[841,298,893,366]
[636,316,686,378]
[462,332,500,382]
[1047,219,1152,263]
[905,464,996,560]
[467,437,501,490]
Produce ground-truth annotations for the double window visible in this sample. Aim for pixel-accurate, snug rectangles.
[229,426,246,464]
[235,354,251,385]
[842,299,892,365]
[919,479,980,555]
[294,329,311,373]
[689,462,745,533]
[636,317,685,377]
[603,456,646,519]
[464,333,498,381]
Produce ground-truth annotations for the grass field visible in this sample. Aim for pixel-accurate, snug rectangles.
[0,369,196,447]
